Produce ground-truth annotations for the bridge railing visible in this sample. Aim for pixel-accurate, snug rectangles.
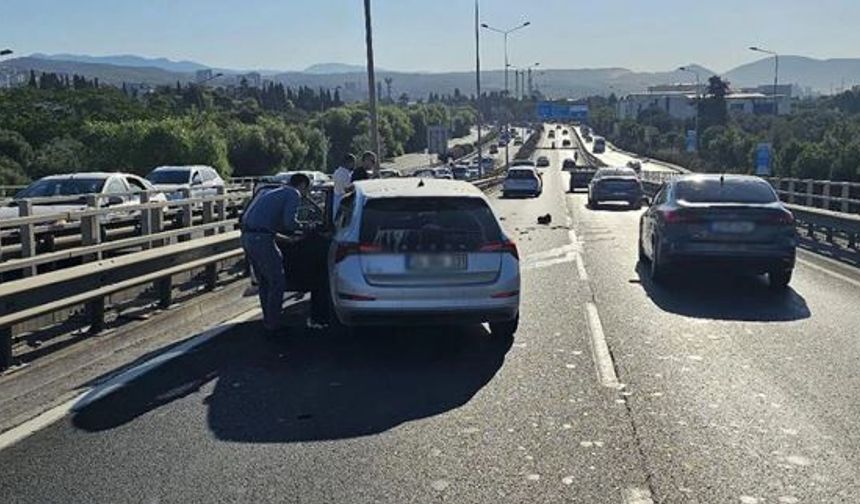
[765,178,860,215]
[1,187,251,279]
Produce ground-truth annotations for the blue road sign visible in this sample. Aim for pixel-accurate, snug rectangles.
[755,143,772,176]
[685,130,697,153]
[537,102,589,121]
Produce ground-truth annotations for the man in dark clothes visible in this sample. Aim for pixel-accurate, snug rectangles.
[352,151,375,182]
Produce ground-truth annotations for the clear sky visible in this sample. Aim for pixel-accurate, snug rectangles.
[2,0,859,73]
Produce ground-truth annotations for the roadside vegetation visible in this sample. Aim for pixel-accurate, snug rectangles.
[588,77,860,182]
[0,73,477,185]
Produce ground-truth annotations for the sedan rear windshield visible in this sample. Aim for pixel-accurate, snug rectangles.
[147,170,191,185]
[360,197,503,253]
[507,170,537,179]
[676,179,778,204]
[17,178,106,198]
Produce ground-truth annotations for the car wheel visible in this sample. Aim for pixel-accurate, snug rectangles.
[768,268,793,290]
[638,226,647,262]
[490,315,519,339]
[650,236,669,283]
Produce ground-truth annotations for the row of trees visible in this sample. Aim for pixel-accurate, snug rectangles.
[0,78,478,185]
[590,77,860,181]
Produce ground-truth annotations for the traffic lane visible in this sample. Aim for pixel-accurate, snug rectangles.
[0,160,649,503]
[565,184,860,502]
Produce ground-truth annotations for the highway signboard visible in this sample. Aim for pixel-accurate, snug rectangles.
[537,102,589,121]
[427,125,449,155]
[755,143,772,176]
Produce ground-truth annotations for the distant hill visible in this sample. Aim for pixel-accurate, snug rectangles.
[2,57,190,86]
[304,63,368,74]
[725,56,860,92]
[5,53,859,97]
[30,53,209,74]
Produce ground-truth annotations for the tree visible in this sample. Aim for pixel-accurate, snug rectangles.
[699,75,729,130]
[30,137,86,178]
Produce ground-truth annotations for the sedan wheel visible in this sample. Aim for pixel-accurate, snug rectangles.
[650,237,669,283]
[490,315,519,339]
[768,268,793,290]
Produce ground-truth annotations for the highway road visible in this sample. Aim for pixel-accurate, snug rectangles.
[2,126,860,503]
[382,127,488,173]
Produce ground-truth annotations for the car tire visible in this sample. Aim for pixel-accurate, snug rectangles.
[768,268,793,290]
[490,315,519,339]
[650,236,669,283]
[638,228,647,262]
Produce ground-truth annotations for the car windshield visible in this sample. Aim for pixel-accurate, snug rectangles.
[676,178,778,204]
[507,170,536,179]
[360,197,502,252]
[146,170,190,185]
[17,178,106,198]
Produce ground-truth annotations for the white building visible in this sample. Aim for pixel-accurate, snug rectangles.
[195,69,214,84]
[617,83,792,120]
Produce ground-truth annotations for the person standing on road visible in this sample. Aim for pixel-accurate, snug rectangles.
[241,173,311,332]
[332,153,355,216]
[353,151,374,182]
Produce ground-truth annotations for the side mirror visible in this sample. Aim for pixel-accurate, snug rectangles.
[192,178,203,186]
[106,195,125,206]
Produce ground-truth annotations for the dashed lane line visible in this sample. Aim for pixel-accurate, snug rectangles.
[585,302,621,389]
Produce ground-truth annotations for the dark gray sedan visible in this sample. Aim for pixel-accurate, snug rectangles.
[638,174,797,288]
[588,167,644,209]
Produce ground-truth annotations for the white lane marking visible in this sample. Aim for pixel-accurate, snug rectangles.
[622,487,655,504]
[0,391,87,452]
[574,252,588,281]
[523,243,580,262]
[585,302,620,389]
[523,253,577,271]
[0,307,262,452]
[796,256,860,289]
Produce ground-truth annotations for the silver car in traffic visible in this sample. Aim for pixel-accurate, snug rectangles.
[329,178,521,337]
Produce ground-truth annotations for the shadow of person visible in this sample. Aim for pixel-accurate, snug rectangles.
[634,260,811,322]
[72,303,512,444]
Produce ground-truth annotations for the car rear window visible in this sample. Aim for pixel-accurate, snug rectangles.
[676,178,778,204]
[507,169,536,179]
[18,178,106,198]
[360,197,503,252]
[147,170,190,185]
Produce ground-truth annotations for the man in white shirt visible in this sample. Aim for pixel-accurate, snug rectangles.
[332,153,355,216]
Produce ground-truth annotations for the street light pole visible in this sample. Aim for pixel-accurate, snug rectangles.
[475,0,483,175]
[0,49,12,89]
[679,66,700,150]
[364,0,382,177]
[749,46,780,115]
[481,21,530,97]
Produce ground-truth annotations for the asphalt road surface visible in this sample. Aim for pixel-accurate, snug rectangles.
[2,126,860,503]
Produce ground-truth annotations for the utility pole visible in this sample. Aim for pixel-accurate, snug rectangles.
[475,0,483,175]
[384,77,393,103]
[364,0,381,177]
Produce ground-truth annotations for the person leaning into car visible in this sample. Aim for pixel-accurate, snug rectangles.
[241,173,311,332]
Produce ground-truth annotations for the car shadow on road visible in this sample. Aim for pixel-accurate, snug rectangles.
[633,261,811,322]
[71,301,512,443]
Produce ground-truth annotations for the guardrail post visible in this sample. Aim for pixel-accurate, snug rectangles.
[215,186,227,234]
[86,297,106,334]
[157,276,173,309]
[202,197,215,237]
[140,192,152,250]
[80,194,102,262]
[841,184,851,213]
[806,180,814,207]
[787,179,796,204]
[823,182,832,211]
[152,197,165,247]
[202,194,219,290]
[179,188,193,243]
[18,200,37,277]
[0,326,12,372]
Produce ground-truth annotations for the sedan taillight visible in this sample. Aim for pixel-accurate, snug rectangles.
[334,242,383,263]
[479,240,519,260]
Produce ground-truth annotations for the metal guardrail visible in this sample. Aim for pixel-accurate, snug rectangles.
[765,178,860,215]
[0,232,243,370]
[1,187,250,277]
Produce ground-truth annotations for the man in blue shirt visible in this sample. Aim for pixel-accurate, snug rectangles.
[241,173,311,331]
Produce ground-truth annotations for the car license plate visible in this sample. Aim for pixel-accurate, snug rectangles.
[711,221,755,233]
[407,253,467,271]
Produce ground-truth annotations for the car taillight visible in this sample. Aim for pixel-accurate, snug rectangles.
[765,210,795,225]
[334,242,383,263]
[480,240,519,260]
[661,209,698,224]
